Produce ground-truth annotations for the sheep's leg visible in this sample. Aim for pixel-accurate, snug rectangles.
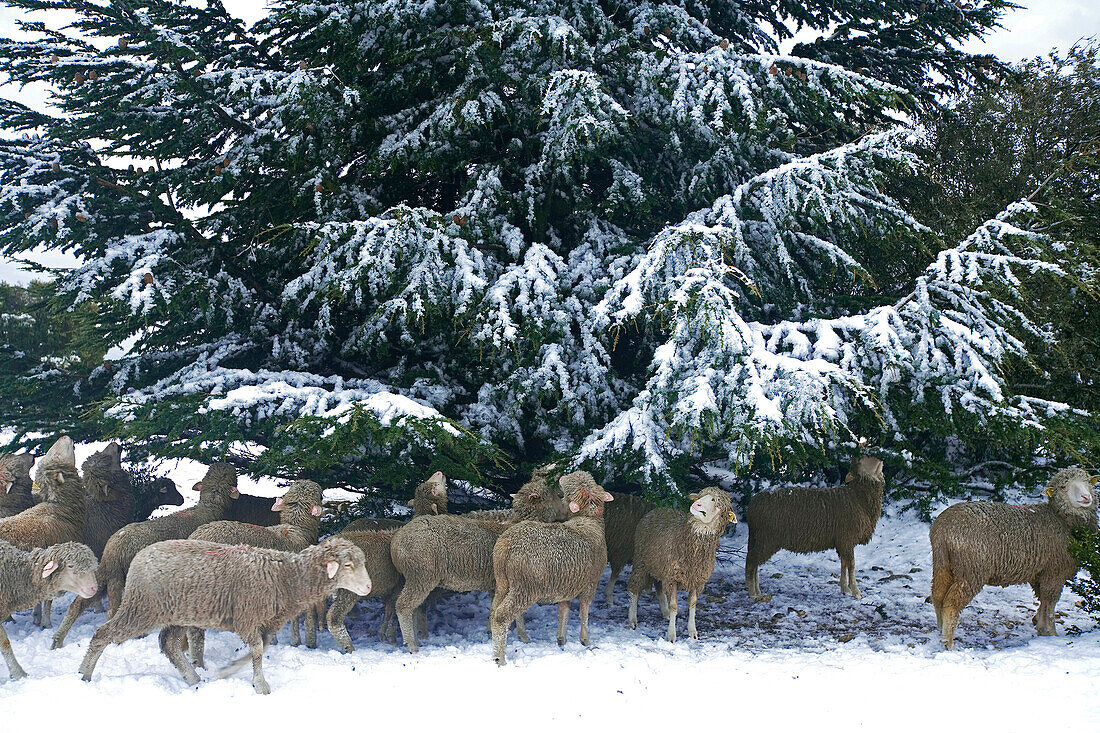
[745,532,776,601]
[687,589,698,640]
[515,611,531,643]
[327,589,359,653]
[381,593,398,644]
[288,614,301,646]
[314,600,327,631]
[395,576,436,653]
[605,564,624,607]
[845,549,862,599]
[579,595,593,646]
[305,607,318,648]
[33,600,52,628]
[930,562,953,633]
[0,623,27,680]
[53,594,93,649]
[1034,581,1063,636]
[665,583,679,643]
[159,627,200,686]
[489,594,525,666]
[184,628,205,668]
[628,591,639,629]
[80,616,151,681]
[658,582,670,620]
[940,580,977,651]
[557,602,569,647]
[244,632,270,695]
[105,578,124,618]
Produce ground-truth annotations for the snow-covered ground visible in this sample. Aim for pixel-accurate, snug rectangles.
[3,475,1098,728]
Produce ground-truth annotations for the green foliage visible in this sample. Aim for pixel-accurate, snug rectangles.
[1068,525,1100,631]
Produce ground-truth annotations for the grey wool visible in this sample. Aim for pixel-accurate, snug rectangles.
[627,487,736,642]
[602,491,656,606]
[745,454,885,601]
[0,539,97,680]
[77,537,370,694]
[327,529,402,652]
[51,462,239,649]
[489,471,613,665]
[0,453,36,519]
[81,443,136,558]
[342,471,449,532]
[389,467,569,653]
[930,467,1099,650]
[188,479,325,655]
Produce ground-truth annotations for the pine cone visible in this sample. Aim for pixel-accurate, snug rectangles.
[74,70,84,84]
[452,214,467,227]
[119,38,128,50]
[74,212,87,222]
[89,69,98,81]
[719,39,729,50]
[52,162,61,173]
[50,53,59,63]
[315,183,323,192]
[142,272,154,285]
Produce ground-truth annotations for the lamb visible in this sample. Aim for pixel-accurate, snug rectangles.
[930,467,1099,650]
[489,471,613,666]
[341,471,449,532]
[187,479,324,658]
[603,491,656,606]
[0,539,98,680]
[744,453,885,601]
[389,466,570,653]
[77,536,370,694]
[0,453,36,519]
[0,436,86,627]
[627,487,736,642]
[50,462,239,649]
[326,529,402,652]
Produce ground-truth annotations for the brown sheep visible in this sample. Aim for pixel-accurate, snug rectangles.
[80,443,136,558]
[0,453,36,519]
[341,471,449,532]
[603,491,656,606]
[326,529,403,651]
[50,462,239,649]
[627,487,736,641]
[77,537,370,694]
[489,471,613,665]
[930,467,1099,650]
[744,454,885,600]
[187,479,325,660]
[389,467,569,653]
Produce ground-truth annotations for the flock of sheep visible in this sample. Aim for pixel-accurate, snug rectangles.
[0,435,1097,694]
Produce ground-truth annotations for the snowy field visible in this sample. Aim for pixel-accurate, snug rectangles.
[2,451,1098,727]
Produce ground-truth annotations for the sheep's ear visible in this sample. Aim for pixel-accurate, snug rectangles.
[41,560,58,579]
[1090,476,1100,486]
[509,493,519,500]
[569,501,580,514]
[406,499,415,508]
[728,511,738,522]
[844,472,853,484]
[193,482,204,492]
[326,561,339,579]
[688,493,699,501]
[602,492,614,502]
[56,469,65,484]
[272,497,283,511]
[310,505,322,517]
[430,503,439,514]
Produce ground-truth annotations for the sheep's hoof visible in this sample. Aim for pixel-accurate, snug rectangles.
[495,657,507,667]
[254,680,271,695]
[752,594,772,603]
[689,631,698,640]
[50,637,64,650]
[9,667,27,681]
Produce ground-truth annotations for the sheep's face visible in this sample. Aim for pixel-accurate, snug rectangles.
[411,471,448,515]
[0,463,12,494]
[562,472,613,519]
[154,478,186,507]
[512,472,570,522]
[1064,478,1096,511]
[849,455,885,484]
[689,487,736,531]
[1,454,33,494]
[81,443,124,501]
[272,480,324,518]
[42,543,99,599]
[322,539,372,595]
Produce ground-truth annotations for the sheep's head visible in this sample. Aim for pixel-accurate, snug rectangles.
[34,436,80,501]
[150,477,186,508]
[197,462,239,506]
[0,453,33,494]
[37,542,98,599]
[410,471,448,515]
[318,537,372,596]
[689,487,736,533]
[847,454,885,486]
[561,471,613,520]
[272,479,324,520]
[81,442,127,501]
[1045,467,1098,520]
[512,467,570,522]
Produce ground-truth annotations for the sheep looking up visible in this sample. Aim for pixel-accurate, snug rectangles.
[745,454,885,601]
[80,443,136,558]
[341,471,449,532]
[930,467,1099,650]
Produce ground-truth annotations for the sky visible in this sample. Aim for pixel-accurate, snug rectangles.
[1,1,1098,285]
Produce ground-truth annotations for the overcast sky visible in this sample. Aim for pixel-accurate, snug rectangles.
[2,1,1098,284]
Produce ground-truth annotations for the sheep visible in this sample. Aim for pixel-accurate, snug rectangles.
[224,491,282,527]
[0,436,86,628]
[77,536,370,694]
[132,475,186,525]
[341,470,448,532]
[0,539,98,680]
[389,467,569,653]
[80,442,136,558]
[187,479,324,659]
[744,453,886,601]
[50,462,239,649]
[602,490,656,606]
[326,529,402,652]
[627,487,736,642]
[0,453,36,519]
[930,467,1099,650]
[489,471,613,666]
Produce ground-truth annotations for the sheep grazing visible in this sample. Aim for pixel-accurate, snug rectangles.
[77,537,370,694]
[0,436,86,628]
[489,471,613,666]
[627,487,736,642]
[0,539,98,680]
[342,471,449,532]
[603,491,656,606]
[188,479,325,657]
[744,453,885,601]
[51,462,239,649]
[0,453,36,519]
[930,467,1099,650]
[389,467,569,653]
[326,529,402,652]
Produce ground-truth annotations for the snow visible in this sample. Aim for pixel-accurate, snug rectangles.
[2,500,1098,725]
